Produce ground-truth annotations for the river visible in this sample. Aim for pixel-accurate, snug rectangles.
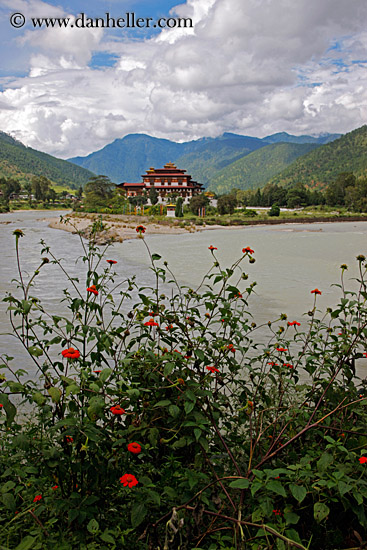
[1,210,367,377]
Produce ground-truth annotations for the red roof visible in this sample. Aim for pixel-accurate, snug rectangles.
[119,182,145,187]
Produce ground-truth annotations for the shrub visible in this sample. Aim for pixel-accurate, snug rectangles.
[1,224,367,549]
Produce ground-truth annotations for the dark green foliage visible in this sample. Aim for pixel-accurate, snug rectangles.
[268,203,280,216]
[208,143,320,194]
[175,197,184,217]
[149,186,159,205]
[0,131,95,188]
[217,193,237,214]
[2,211,367,549]
[188,193,210,215]
[268,125,367,188]
[83,175,114,209]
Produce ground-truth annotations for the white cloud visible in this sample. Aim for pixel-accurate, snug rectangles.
[0,0,367,158]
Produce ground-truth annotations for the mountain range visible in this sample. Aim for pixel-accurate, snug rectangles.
[0,131,94,189]
[68,131,341,189]
[4,126,367,195]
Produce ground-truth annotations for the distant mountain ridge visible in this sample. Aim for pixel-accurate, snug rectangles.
[0,131,95,188]
[266,126,367,188]
[68,131,341,185]
[207,142,320,194]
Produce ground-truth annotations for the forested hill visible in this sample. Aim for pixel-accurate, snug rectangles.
[68,131,340,185]
[267,126,367,188]
[207,142,319,194]
[0,132,95,188]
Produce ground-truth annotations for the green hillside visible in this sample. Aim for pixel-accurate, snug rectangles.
[69,132,266,184]
[207,142,319,194]
[267,125,367,188]
[0,132,95,188]
[174,133,266,185]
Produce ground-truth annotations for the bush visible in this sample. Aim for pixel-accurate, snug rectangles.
[1,226,367,549]
[269,204,281,217]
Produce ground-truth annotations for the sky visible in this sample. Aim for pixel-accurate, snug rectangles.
[0,0,367,159]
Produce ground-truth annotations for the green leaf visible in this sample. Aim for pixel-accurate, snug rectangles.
[1,481,16,493]
[185,401,195,414]
[338,481,352,496]
[32,391,46,406]
[152,254,161,261]
[87,518,99,534]
[154,399,171,408]
[100,368,112,383]
[317,452,333,472]
[229,479,250,489]
[131,503,147,528]
[100,531,115,544]
[284,512,300,525]
[15,537,36,550]
[267,480,286,497]
[251,481,262,496]
[289,484,307,503]
[314,502,330,523]
[163,362,175,376]
[169,405,180,418]
[0,394,16,425]
[28,346,43,357]
[2,492,16,512]
[47,387,62,403]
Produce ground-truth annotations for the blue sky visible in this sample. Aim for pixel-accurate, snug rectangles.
[0,0,366,158]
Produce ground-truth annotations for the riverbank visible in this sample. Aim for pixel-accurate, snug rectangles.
[47,212,367,242]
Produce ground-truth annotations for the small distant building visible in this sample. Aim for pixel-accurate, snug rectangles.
[117,162,203,205]
[166,204,176,217]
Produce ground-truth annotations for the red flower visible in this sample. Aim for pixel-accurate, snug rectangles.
[87,285,98,295]
[52,485,59,490]
[93,370,101,374]
[267,362,278,367]
[359,457,367,464]
[136,225,146,233]
[127,442,142,454]
[110,405,125,415]
[242,247,254,254]
[208,245,217,250]
[283,363,293,369]
[119,473,139,488]
[236,293,242,298]
[227,343,236,353]
[144,320,159,327]
[276,347,288,352]
[273,509,282,516]
[106,259,117,265]
[311,288,322,295]
[33,495,42,503]
[65,436,73,443]
[206,366,219,373]
[0,404,3,408]
[363,352,367,358]
[288,321,301,327]
[166,324,173,331]
[61,347,80,359]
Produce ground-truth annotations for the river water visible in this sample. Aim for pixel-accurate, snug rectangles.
[1,211,367,377]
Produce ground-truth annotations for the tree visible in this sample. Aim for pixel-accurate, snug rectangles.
[325,172,356,206]
[188,194,210,215]
[175,197,184,218]
[286,184,309,208]
[217,194,237,215]
[77,186,83,200]
[268,204,280,217]
[84,175,114,209]
[32,176,51,202]
[129,195,147,207]
[149,187,159,205]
